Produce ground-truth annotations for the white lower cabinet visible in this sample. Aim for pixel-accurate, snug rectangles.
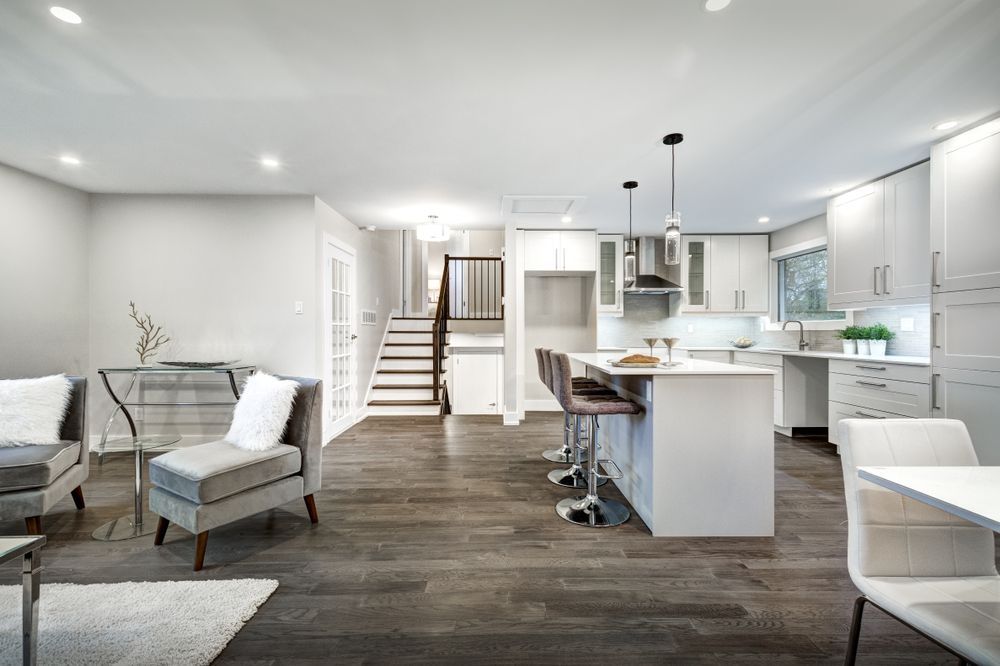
[932,367,1000,465]
[687,350,732,363]
[828,361,931,445]
[451,351,503,415]
[932,288,1000,373]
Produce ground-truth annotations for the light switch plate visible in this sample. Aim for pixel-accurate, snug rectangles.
[900,317,914,332]
[687,324,694,333]
[294,301,304,315]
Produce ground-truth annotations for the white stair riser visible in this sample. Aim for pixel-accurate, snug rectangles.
[376,373,435,385]
[371,387,435,401]
[385,333,436,344]
[367,404,441,416]
[380,358,433,370]
[382,345,434,357]
[390,319,435,332]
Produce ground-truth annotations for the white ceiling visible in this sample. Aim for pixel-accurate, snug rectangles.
[2,0,999,234]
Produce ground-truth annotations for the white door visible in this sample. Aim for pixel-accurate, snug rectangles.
[597,234,623,316]
[738,235,769,313]
[933,367,1000,465]
[883,161,930,301]
[932,288,1000,373]
[324,238,357,440]
[931,118,1000,293]
[452,352,500,414]
[681,235,711,312]
[827,181,885,306]
[522,231,561,271]
[709,236,741,312]
[560,230,597,272]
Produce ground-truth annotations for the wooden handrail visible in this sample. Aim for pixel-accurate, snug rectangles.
[431,256,450,402]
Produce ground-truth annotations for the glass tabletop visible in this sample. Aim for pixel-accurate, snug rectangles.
[0,536,46,564]
[99,364,255,373]
[103,435,183,452]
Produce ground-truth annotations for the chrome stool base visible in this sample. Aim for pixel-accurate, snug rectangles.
[556,495,630,528]
[547,466,606,489]
[542,448,588,464]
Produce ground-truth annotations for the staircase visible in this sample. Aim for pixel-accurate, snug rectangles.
[367,317,448,415]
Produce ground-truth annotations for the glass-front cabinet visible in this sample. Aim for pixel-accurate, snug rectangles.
[597,234,624,316]
[681,235,710,312]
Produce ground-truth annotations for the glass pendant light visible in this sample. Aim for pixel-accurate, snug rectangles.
[623,181,638,287]
[416,214,450,242]
[663,133,684,265]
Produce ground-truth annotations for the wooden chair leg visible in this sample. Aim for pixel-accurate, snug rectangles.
[70,485,86,510]
[193,531,209,571]
[153,517,169,546]
[845,595,867,666]
[24,516,42,535]
[304,494,319,524]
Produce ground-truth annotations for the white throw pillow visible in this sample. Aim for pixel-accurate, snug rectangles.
[0,374,73,447]
[224,373,298,451]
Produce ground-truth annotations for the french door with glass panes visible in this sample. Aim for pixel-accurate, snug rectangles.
[324,237,357,440]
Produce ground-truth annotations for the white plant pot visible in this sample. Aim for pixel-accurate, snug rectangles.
[841,340,856,355]
[870,340,887,357]
[856,339,871,355]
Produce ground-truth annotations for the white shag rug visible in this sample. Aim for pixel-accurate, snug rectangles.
[0,578,278,665]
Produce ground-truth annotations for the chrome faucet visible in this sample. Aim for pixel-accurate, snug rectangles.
[782,320,809,351]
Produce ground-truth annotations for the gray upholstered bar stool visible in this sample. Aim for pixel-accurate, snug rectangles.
[549,351,640,527]
[535,347,614,464]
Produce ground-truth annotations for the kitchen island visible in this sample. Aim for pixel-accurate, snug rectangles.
[568,353,776,537]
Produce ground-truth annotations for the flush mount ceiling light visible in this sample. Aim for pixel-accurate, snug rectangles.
[416,215,450,242]
[259,156,281,169]
[59,154,81,166]
[933,120,959,131]
[757,216,770,224]
[662,133,684,266]
[703,0,732,12]
[561,215,572,224]
[623,181,638,288]
[49,6,82,23]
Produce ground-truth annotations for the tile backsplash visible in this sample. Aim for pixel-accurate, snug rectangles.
[598,295,930,357]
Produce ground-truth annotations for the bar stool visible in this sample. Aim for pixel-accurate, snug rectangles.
[549,351,640,527]
[534,348,614,464]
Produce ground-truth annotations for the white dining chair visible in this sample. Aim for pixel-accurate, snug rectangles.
[839,418,1000,665]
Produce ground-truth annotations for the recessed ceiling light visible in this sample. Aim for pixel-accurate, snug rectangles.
[59,154,81,166]
[704,0,732,11]
[561,216,572,224]
[757,216,770,224]
[932,120,959,131]
[259,156,281,169]
[49,6,82,23]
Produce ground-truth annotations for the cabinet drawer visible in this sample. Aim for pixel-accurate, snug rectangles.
[828,359,929,384]
[735,360,783,389]
[688,350,731,363]
[828,373,930,418]
[734,351,782,367]
[828,401,911,445]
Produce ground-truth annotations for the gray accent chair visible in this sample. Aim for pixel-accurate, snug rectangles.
[0,376,88,534]
[149,376,322,571]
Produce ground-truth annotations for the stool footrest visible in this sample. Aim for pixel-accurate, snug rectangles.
[595,459,623,480]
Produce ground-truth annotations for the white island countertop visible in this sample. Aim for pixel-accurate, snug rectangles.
[568,353,776,376]
[680,346,930,366]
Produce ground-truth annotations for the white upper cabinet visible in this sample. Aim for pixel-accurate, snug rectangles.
[681,235,768,313]
[597,234,624,316]
[827,180,885,306]
[884,161,931,300]
[931,118,1000,293]
[523,230,596,274]
[932,288,1000,373]
[828,161,930,309]
[738,234,770,313]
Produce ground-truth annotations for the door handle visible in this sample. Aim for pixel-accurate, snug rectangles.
[350,334,358,340]
[562,247,566,270]
[873,266,881,295]
[932,251,941,288]
[883,265,891,294]
[856,380,887,388]
[932,312,941,349]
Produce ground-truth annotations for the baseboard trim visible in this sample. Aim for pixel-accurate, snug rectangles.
[503,411,520,426]
[524,399,561,412]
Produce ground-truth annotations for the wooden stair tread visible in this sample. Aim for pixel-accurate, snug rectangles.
[372,384,434,389]
[368,399,441,406]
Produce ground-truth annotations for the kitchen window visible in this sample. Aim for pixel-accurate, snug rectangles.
[776,248,845,322]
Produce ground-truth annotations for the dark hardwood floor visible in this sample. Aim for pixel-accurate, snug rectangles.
[1,414,961,664]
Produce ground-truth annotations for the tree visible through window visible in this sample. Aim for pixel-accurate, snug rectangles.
[778,249,845,321]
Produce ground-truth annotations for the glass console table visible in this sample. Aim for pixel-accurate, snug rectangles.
[93,365,255,541]
[1,535,45,665]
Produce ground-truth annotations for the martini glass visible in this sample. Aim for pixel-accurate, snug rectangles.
[662,337,680,364]
[642,337,659,357]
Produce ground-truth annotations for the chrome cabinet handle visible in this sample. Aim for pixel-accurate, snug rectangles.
[855,411,885,419]
[932,312,941,349]
[554,248,559,269]
[742,290,746,310]
[706,290,710,310]
[873,266,881,295]
[932,373,941,410]
[883,265,891,294]
[856,365,886,371]
[932,251,941,288]
[735,290,739,309]
[856,380,887,388]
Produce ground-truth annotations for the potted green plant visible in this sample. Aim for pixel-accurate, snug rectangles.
[868,323,895,358]
[855,325,872,355]
[836,326,857,355]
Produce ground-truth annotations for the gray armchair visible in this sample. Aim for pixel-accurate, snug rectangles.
[149,376,322,570]
[0,376,88,534]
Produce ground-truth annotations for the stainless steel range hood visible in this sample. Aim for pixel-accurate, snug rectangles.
[623,236,684,294]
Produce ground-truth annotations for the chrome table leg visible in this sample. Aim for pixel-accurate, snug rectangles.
[22,548,40,666]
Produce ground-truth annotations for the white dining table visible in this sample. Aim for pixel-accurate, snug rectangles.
[858,466,1000,532]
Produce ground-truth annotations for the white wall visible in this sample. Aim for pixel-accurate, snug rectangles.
[0,163,90,378]
[769,214,826,253]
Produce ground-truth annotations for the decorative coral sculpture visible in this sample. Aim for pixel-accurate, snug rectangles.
[129,301,171,365]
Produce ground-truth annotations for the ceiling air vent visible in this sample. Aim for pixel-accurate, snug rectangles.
[501,195,587,219]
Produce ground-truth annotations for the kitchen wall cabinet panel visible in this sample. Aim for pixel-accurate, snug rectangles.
[681,235,768,314]
[739,234,770,312]
[828,180,885,306]
[884,161,931,299]
[523,230,596,274]
[523,231,561,272]
[932,367,1000,465]
[709,236,741,312]
[597,234,623,316]
[681,235,710,312]
[561,231,597,272]
[931,118,1000,293]
[932,288,1000,373]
